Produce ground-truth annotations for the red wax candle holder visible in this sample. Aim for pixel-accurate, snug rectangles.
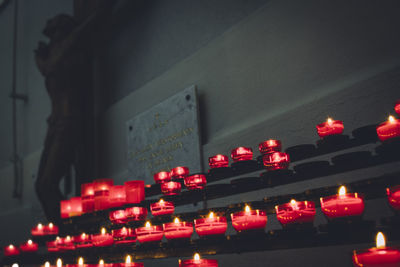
[154,171,171,184]
[3,244,20,257]
[262,152,290,171]
[112,227,137,245]
[316,118,344,138]
[208,154,229,169]
[59,236,75,251]
[163,219,193,240]
[125,206,148,222]
[231,206,267,232]
[387,185,400,211]
[320,186,365,219]
[113,260,144,267]
[395,100,400,116]
[184,174,207,190]
[135,223,164,243]
[109,185,127,208]
[231,146,253,162]
[376,116,400,142]
[161,181,182,195]
[258,139,282,155]
[353,232,400,267]
[31,223,45,236]
[150,199,175,216]
[60,197,83,219]
[94,178,114,211]
[180,254,218,267]
[124,180,145,204]
[275,200,316,226]
[19,240,39,253]
[73,233,93,248]
[81,182,95,213]
[109,209,128,224]
[171,166,190,180]
[92,228,114,247]
[44,223,59,235]
[46,239,59,252]
[194,212,227,237]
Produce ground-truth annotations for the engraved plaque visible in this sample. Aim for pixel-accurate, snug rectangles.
[126,85,202,184]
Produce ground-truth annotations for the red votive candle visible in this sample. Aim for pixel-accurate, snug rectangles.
[208,154,229,169]
[94,178,114,211]
[3,244,20,256]
[19,239,38,253]
[81,182,95,213]
[171,166,190,180]
[44,223,59,235]
[184,174,207,190]
[231,147,253,162]
[353,232,400,267]
[74,233,93,249]
[125,206,148,222]
[180,253,218,267]
[112,227,137,245]
[231,205,267,232]
[31,223,45,236]
[387,185,400,211]
[395,100,400,116]
[92,228,114,247]
[46,238,59,252]
[194,212,227,237]
[262,152,290,171]
[135,222,164,243]
[60,197,82,218]
[109,185,126,208]
[109,209,128,224]
[163,218,193,240]
[154,171,171,184]
[275,200,316,226]
[376,115,400,142]
[59,235,75,251]
[124,180,145,204]
[320,186,365,219]
[258,139,282,155]
[316,118,344,138]
[113,255,144,267]
[161,181,182,195]
[150,199,175,216]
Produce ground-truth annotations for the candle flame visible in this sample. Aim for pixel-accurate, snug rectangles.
[245,205,251,212]
[56,258,62,267]
[27,240,33,245]
[159,199,164,204]
[388,115,396,123]
[376,232,386,248]
[38,223,43,229]
[99,259,104,265]
[338,186,346,196]
[44,262,50,267]
[56,236,60,241]
[48,223,53,228]
[194,253,200,260]
[66,236,71,241]
[209,211,214,219]
[101,227,106,235]
[327,117,333,124]
[126,255,132,264]
[78,257,84,265]
[290,199,296,205]
[11,264,19,267]
[9,244,14,249]
[145,221,151,227]
[81,233,86,238]
[174,217,180,223]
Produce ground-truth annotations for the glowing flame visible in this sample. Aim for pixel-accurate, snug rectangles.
[38,223,43,229]
[145,221,151,227]
[44,262,50,267]
[66,236,71,241]
[245,205,251,212]
[99,259,104,265]
[327,118,333,124]
[174,217,180,223]
[27,240,33,245]
[101,228,106,235]
[338,186,346,196]
[9,244,14,249]
[56,258,62,267]
[194,253,200,261]
[290,199,296,205]
[48,223,53,228]
[78,257,84,265]
[81,233,86,239]
[388,115,396,123]
[11,264,19,267]
[56,236,60,241]
[159,199,164,204]
[209,212,214,219]
[376,232,386,249]
[126,255,132,264]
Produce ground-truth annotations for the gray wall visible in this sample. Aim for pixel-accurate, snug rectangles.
[95,0,400,266]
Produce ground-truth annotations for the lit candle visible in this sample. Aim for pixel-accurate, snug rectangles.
[31,223,45,236]
[184,174,207,190]
[262,152,290,171]
[320,186,365,219]
[81,182,95,213]
[78,257,84,266]
[163,217,194,240]
[125,206,148,222]
[171,166,190,180]
[45,222,59,235]
[353,232,400,266]
[161,181,182,195]
[113,255,144,267]
[316,118,344,138]
[44,261,50,267]
[74,233,93,249]
[109,185,127,208]
[231,205,267,232]
[231,147,253,162]
[387,185,400,211]
[180,253,218,267]
[275,200,316,226]
[135,221,164,243]
[376,115,400,141]
[150,199,175,216]
[57,258,62,267]
[60,197,83,218]
[93,178,114,211]
[3,244,20,256]
[46,237,59,252]
[153,171,171,184]
[124,180,145,204]
[109,209,128,224]
[112,227,137,245]
[92,228,114,247]
[395,100,400,116]
[208,154,229,169]
[19,239,38,253]
[59,235,75,251]
[194,211,228,237]
[258,139,282,155]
